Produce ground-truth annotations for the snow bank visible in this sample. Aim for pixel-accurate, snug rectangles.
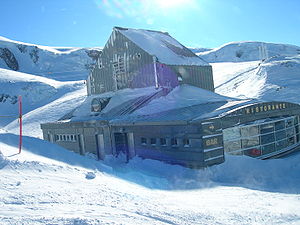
[1,132,300,193]
[0,131,300,224]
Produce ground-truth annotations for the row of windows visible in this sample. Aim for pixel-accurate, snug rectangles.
[55,134,77,142]
[223,116,300,157]
[140,137,190,147]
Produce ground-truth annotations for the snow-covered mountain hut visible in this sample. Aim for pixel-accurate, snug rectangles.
[41,27,300,168]
[86,27,214,95]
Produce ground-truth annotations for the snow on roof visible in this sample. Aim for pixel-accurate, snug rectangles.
[70,86,158,121]
[115,27,209,66]
[133,85,233,115]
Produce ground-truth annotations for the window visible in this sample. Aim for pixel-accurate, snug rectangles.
[261,133,275,145]
[260,123,274,134]
[275,121,285,131]
[224,140,241,152]
[262,143,275,155]
[141,137,147,145]
[55,135,59,141]
[223,127,240,141]
[183,138,190,147]
[223,115,300,158]
[171,138,178,146]
[150,138,156,146]
[276,139,287,150]
[241,126,259,137]
[160,138,167,146]
[275,130,286,141]
[242,137,259,148]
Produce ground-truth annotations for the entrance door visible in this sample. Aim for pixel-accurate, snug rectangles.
[114,133,129,161]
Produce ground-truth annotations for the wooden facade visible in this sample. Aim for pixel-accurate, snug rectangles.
[41,100,300,168]
[87,27,214,95]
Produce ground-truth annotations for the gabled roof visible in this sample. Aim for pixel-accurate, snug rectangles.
[114,27,209,66]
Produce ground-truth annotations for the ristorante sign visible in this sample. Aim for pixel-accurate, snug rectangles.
[241,102,295,115]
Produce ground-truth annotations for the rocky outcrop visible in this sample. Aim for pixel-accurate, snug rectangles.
[0,94,18,104]
[86,49,101,61]
[0,48,19,71]
[29,46,39,64]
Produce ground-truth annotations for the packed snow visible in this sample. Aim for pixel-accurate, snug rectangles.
[1,133,300,224]
[1,36,300,224]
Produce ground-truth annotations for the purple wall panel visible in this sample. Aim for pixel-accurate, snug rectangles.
[130,63,179,89]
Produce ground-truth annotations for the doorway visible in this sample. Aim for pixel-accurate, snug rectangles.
[114,133,129,161]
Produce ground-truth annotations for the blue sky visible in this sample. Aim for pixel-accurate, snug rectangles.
[1,0,299,48]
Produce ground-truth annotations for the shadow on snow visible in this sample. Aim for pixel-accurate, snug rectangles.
[0,133,300,194]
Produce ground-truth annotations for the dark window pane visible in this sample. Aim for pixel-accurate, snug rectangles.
[261,133,275,145]
[294,116,299,125]
[275,130,286,141]
[286,118,293,127]
[171,138,178,146]
[160,138,167,146]
[141,137,147,145]
[183,138,190,147]
[260,123,274,134]
[276,139,287,150]
[287,136,295,146]
[286,127,295,137]
[150,138,156,145]
[262,143,275,155]
[275,121,285,131]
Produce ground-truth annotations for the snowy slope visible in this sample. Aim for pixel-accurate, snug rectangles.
[212,55,300,103]
[0,68,85,127]
[0,132,300,224]
[0,36,101,81]
[199,41,300,63]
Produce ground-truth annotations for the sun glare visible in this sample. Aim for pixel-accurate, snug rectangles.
[153,0,192,9]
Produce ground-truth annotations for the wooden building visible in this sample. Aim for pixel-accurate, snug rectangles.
[86,27,214,95]
[41,27,300,168]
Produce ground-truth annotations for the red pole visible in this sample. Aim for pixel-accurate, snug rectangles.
[18,96,22,154]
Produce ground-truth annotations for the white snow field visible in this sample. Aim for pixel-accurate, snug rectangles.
[1,133,300,225]
[0,38,300,224]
